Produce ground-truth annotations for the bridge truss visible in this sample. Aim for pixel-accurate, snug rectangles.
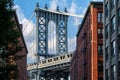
[35,3,68,57]
[27,2,83,80]
[27,52,73,80]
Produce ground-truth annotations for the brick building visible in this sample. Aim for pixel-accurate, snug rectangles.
[70,2,103,80]
[12,11,28,80]
[103,0,120,80]
[0,11,28,80]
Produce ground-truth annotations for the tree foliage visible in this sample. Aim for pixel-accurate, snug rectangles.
[0,0,23,79]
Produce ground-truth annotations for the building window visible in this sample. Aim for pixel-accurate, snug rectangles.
[98,28,103,38]
[98,12,103,23]
[105,2,109,17]
[81,76,87,80]
[111,65,116,80]
[118,62,120,78]
[118,8,120,26]
[111,0,115,10]
[105,69,109,80]
[98,77,103,80]
[98,61,103,72]
[105,47,109,61]
[111,16,115,34]
[111,40,116,56]
[98,45,103,55]
[118,35,120,53]
[105,25,109,39]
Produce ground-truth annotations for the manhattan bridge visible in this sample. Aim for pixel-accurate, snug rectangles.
[27,2,83,80]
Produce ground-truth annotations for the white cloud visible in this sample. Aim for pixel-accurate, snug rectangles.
[49,0,67,11]
[13,5,35,39]
[27,40,36,63]
[68,37,76,52]
[58,0,67,10]
[48,21,56,54]
[92,0,103,1]
[68,1,83,27]
[68,1,77,14]
[13,5,36,64]
[74,17,79,26]
[14,1,81,63]
[49,0,57,10]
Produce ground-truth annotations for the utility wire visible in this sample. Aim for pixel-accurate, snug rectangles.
[29,42,34,52]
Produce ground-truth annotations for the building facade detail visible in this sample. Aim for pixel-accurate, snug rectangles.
[70,2,103,80]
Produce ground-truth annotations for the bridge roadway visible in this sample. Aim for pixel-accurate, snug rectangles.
[27,52,73,80]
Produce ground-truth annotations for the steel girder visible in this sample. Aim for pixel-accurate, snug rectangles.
[35,3,68,57]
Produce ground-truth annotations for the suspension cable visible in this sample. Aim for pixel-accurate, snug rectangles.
[22,12,35,32]
[25,25,34,43]
[29,42,34,53]
[23,11,35,55]
[39,8,84,18]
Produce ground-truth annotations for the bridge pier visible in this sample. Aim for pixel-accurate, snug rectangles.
[63,73,69,80]
[29,71,69,80]
[54,72,69,80]
[27,53,73,80]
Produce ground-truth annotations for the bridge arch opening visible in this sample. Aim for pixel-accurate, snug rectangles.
[48,20,56,55]
[30,73,36,79]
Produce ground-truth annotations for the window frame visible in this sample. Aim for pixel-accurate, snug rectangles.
[105,69,109,80]
[105,2,109,18]
[118,8,120,26]
[111,0,115,10]
[98,44,103,55]
[105,47,109,61]
[111,16,116,34]
[98,28,103,38]
[105,25,109,39]
[111,40,116,56]
[111,65,116,80]
[97,12,103,23]
[98,61,103,72]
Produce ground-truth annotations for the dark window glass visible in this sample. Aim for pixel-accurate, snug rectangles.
[111,16,115,34]
[111,40,116,56]
[111,65,116,80]
[111,0,115,10]
[118,62,120,78]
[98,77,103,80]
[98,28,103,38]
[105,3,108,17]
[118,8,120,26]
[105,25,109,39]
[105,47,109,61]
[98,61,103,72]
[105,69,109,80]
[118,35,120,52]
[98,45,103,55]
[98,12,103,23]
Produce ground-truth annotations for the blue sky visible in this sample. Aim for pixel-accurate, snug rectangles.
[14,0,89,18]
[14,0,103,64]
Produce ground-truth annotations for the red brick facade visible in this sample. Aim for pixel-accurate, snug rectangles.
[13,11,28,80]
[70,2,103,80]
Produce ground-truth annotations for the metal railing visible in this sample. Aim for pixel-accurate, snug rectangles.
[27,52,73,70]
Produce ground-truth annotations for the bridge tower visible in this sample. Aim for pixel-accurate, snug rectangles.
[35,3,68,58]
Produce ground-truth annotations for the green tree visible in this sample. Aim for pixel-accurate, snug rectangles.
[0,0,23,79]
